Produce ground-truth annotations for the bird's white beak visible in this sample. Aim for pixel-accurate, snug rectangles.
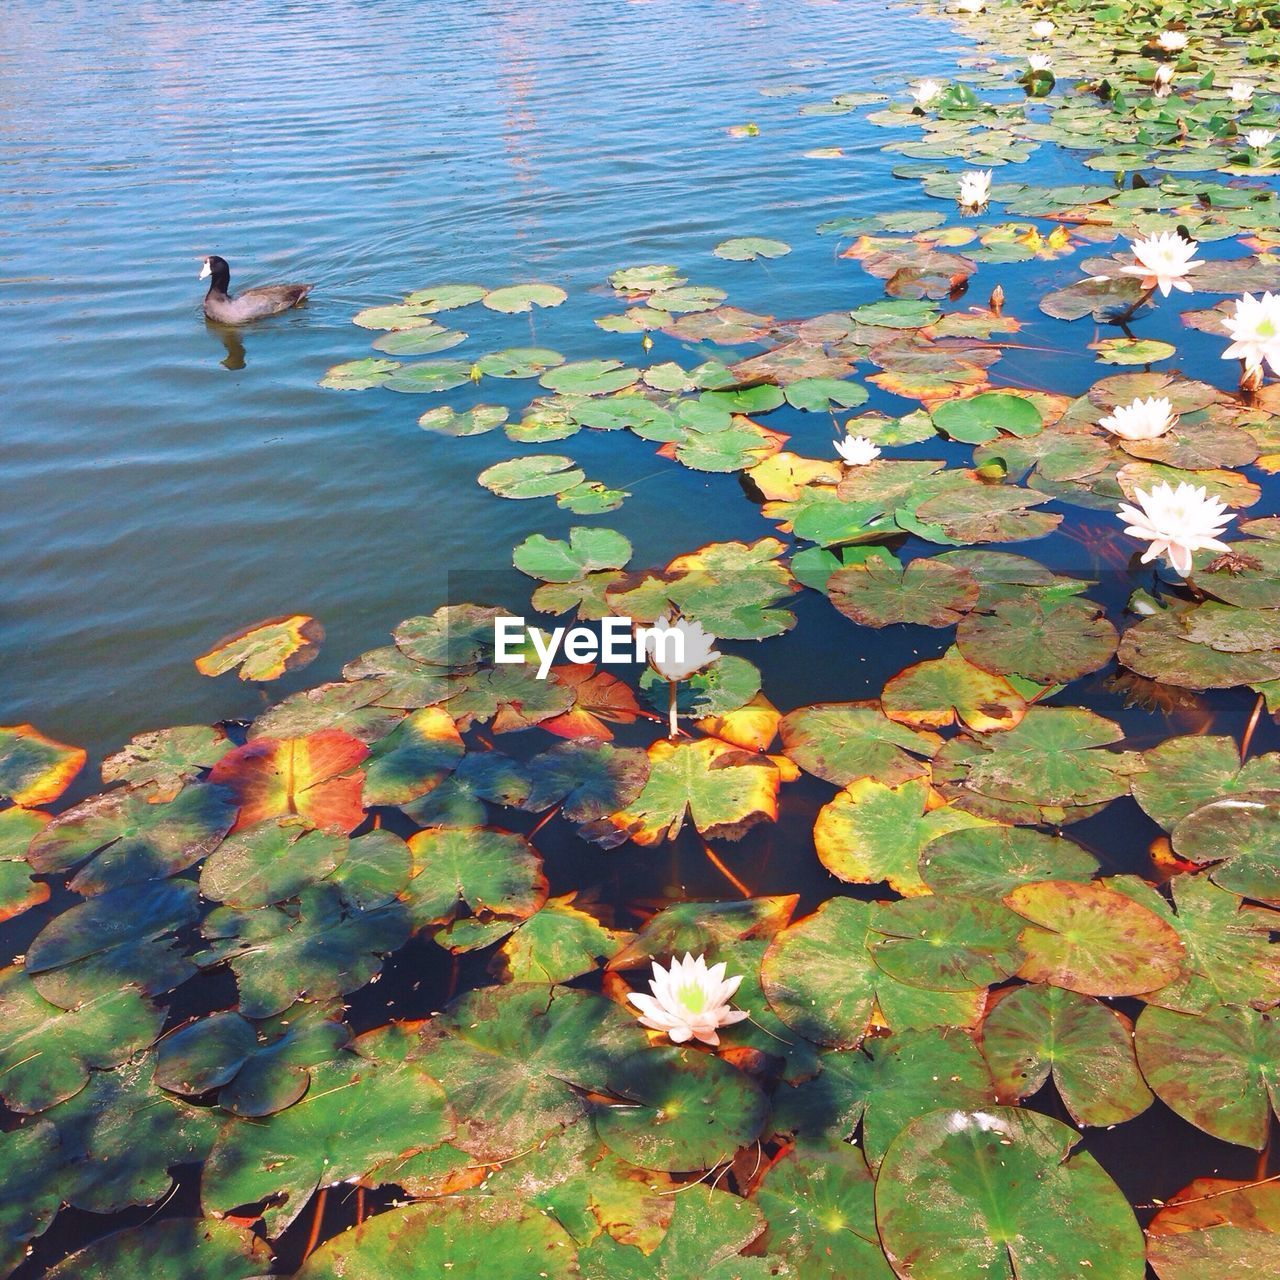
[199,260,211,280]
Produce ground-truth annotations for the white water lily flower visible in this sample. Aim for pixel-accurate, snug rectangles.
[835,434,882,466]
[1221,291,1280,374]
[1032,19,1055,38]
[1229,81,1255,105]
[1119,230,1202,297]
[1245,129,1276,150]
[1098,396,1177,441]
[1118,482,1234,576]
[912,79,943,106]
[1157,30,1188,52]
[644,613,720,682]
[958,169,992,211]
[626,953,749,1046]
[1153,62,1175,88]
[1028,53,1053,73]
[956,0,985,12]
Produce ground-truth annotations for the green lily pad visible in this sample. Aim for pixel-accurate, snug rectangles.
[483,282,567,313]
[875,1108,1145,1280]
[828,555,979,628]
[44,1218,269,1280]
[714,236,791,260]
[933,392,1044,444]
[813,777,989,895]
[780,703,940,787]
[594,1045,767,1172]
[479,454,587,499]
[921,825,1099,898]
[203,1055,452,1234]
[980,984,1153,1126]
[0,966,162,1113]
[514,527,632,582]
[294,1199,580,1279]
[761,897,985,1049]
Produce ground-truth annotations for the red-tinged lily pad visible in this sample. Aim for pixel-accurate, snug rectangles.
[1136,1003,1280,1150]
[875,1108,1145,1280]
[542,664,642,741]
[194,615,324,682]
[1006,879,1187,997]
[1147,1178,1280,1280]
[209,729,369,834]
[0,723,85,806]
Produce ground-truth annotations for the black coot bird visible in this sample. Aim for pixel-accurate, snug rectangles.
[199,255,313,324]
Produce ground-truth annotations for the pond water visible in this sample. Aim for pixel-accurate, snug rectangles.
[2,0,961,761]
[2,0,1279,1276]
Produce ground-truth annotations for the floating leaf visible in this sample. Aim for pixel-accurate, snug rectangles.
[195,614,324,682]
[980,983,1152,1126]
[780,703,940,788]
[594,1045,768,1172]
[0,723,85,806]
[0,966,162,1113]
[483,282,567,313]
[478,454,587,499]
[203,1056,452,1235]
[1136,1003,1280,1150]
[514,527,632,582]
[714,236,791,261]
[209,730,368,834]
[601,737,780,846]
[101,725,232,801]
[814,777,989,895]
[882,645,1027,732]
[1007,879,1186,997]
[44,1218,269,1280]
[875,1108,1145,1280]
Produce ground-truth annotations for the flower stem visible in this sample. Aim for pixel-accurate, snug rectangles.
[668,680,679,738]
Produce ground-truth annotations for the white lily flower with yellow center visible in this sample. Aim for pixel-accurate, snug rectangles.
[1153,63,1175,90]
[1221,291,1280,374]
[956,0,985,12]
[1118,482,1234,576]
[1028,53,1052,73]
[958,169,992,211]
[627,953,749,1046]
[835,434,881,466]
[1032,19,1055,38]
[1157,30,1188,52]
[1245,129,1276,151]
[1229,81,1255,106]
[912,79,943,107]
[1119,230,1202,297]
[1098,396,1177,441]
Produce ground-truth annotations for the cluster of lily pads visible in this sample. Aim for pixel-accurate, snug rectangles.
[3,0,1280,1276]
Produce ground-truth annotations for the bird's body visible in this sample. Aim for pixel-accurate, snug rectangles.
[200,255,312,325]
